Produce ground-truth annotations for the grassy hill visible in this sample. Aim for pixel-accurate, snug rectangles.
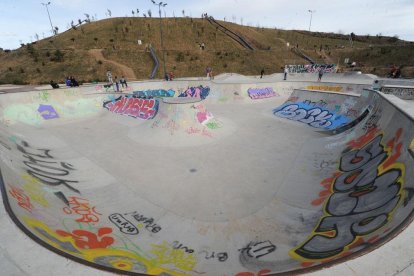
[0,16,413,85]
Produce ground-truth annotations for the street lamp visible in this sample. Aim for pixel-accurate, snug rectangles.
[151,0,168,79]
[308,10,316,32]
[41,2,55,35]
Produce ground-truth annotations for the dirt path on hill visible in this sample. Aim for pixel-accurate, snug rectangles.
[88,49,136,80]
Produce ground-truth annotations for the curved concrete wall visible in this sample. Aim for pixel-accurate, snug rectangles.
[1,77,414,275]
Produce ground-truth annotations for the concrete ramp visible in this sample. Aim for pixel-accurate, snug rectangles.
[1,80,414,276]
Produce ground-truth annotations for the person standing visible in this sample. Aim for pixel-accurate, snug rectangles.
[284,66,288,80]
[114,76,120,92]
[120,76,128,88]
[318,68,324,82]
[106,70,113,84]
[260,68,265,79]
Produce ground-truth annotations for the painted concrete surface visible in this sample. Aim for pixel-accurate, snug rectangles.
[1,75,414,276]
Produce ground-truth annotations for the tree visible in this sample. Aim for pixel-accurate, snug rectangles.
[35,33,39,41]
[137,9,139,16]
[182,10,185,17]
[84,13,90,23]
[132,10,135,17]
[148,9,152,17]
[54,26,59,35]
[94,37,98,45]
[107,9,112,17]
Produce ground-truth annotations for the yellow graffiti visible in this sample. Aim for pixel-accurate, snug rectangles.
[409,139,414,151]
[150,241,197,271]
[22,174,49,207]
[306,85,343,92]
[22,217,189,275]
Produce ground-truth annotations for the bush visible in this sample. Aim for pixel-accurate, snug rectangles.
[176,52,185,62]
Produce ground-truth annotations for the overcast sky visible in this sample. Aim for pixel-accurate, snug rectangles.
[1,0,413,50]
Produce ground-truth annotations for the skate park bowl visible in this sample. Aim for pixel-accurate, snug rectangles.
[1,73,414,275]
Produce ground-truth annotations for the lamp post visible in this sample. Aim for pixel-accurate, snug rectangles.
[308,10,316,32]
[42,2,55,35]
[151,0,167,79]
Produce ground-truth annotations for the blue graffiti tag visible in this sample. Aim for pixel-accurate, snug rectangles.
[178,86,210,100]
[133,89,175,98]
[273,102,349,129]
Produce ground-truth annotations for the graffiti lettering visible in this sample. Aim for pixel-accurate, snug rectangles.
[133,89,175,98]
[287,64,336,73]
[239,241,276,259]
[381,87,414,99]
[273,102,349,129]
[178,86,210,100]
[63,196,102,223]
[291,129,404,261]
[199,250,228,262]
[125,211,162,233]
[16,140,80,202]
[103,96,159,120]
[8,185,34,212]
[108,213,139,235]
[247,88,279,99]
[306,85,343,92]
[172,241,194,254]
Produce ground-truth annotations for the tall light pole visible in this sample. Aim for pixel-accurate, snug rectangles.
[42,2,55,35]
[151,0,167,79]
[308,10,316,32]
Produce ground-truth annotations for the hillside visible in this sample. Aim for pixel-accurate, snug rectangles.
[0,16,413,85]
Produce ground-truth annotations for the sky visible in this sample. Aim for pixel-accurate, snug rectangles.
[1,0,414,50]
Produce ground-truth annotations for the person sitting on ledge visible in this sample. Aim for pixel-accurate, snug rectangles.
[65,77,72,87]
[50,80,59,89]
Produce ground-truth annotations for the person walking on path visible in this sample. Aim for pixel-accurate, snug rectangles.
[284,66,288,80]
[318,68,325,82]
[260,68,265,78]
[106,70,113,84]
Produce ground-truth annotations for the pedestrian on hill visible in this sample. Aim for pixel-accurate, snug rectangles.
[318,68,325,82]
[260,68,265,79]
[284,66,289,80]
[106,70,113,83]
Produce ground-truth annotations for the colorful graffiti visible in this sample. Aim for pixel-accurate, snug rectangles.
[8,185,34,212]
[37,104,59,120]
[63,196,102,223]
[103,96,159,120]
[247,88,279,99]
[178,86,210,100]
[22,217,187,275]
[291,128,405,262]
[286,64,337,73]
[306,85,343,92]
[273,102,349,129]
[133,89,175,98]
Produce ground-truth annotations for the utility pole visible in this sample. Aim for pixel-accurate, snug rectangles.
[308,10,316,32]
[42,2,55,35]
[151,0,168,79]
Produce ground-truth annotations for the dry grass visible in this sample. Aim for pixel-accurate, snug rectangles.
[0,17,413,84]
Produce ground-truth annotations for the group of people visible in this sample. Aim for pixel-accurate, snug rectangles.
[65,76,79,87]
[165,72,175,81]
[106,70,128,92]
